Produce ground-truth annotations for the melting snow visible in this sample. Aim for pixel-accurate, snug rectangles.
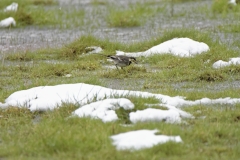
[1,83,240,151]
[213,57,240,69]
[3,2,18,12]
[116,38,209,57]
[229,0,237,5]
[1,83,240,112]
[130,108,181,124]
[1,83,240,123]
[72,98,134,122]
[110,129,182,151]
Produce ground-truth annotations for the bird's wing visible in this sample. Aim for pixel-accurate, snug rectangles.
[118,56,130,62]
[117,56,124,62]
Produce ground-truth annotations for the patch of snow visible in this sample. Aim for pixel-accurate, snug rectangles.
[63,74,72,78]
[1,83,240,112]
[103,65,116,69]
[229,0,237,5]
[130,108,181,123]
[85,46,103,54]
[0,17,16,28]
[116,38,209,57]
[72,98,134,122]
[110,129,182,151]
[144,103,193,119]
[4,2,18,12]
[213,57,240,69]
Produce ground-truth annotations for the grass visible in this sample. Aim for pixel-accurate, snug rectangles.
[106,2,165,27]
[0,0,56,7]
[1,0,240,159]
[0,0,85,28]
[211,0,240,14]
[217,23,240,32]
[1,104,240,159]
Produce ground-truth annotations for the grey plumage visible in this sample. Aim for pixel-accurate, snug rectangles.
[107,55,137,69]
[98,54,137,69]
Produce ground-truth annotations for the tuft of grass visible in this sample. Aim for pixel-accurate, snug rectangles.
[106,3,164,27]
[60,35,123,58]
[198,70,225,82]
[0,1,84,28]
[170,0,201,2]
[0,7,59,27]
[212,0,230,14]
[211,0,240,14]
[218,23,240,33]
[5,28,240,84]
[91,0,108,6]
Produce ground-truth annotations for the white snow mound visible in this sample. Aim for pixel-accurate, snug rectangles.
[116,38,209,57]
[213,57,240,69]
[4,2,18,12]
[110,129,182,151]
[130,108,181,123]
[229,0,237,5]
[85,46,103,54]
[1,83,240,112]
[0,17,16,28]
[72,98,134,122]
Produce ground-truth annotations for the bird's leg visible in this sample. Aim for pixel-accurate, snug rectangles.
[115,65,119,70]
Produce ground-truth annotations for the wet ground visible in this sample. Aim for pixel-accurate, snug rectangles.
[0,0,239,56]
[1,0,240,93]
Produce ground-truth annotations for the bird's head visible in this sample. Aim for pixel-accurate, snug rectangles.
[129,57,137,64]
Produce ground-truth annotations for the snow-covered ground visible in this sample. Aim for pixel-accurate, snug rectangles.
[0,1,238,151]
[72,98,134,123]
[116,38,209,57]
[1,83,239,125]
[1,83,240,112]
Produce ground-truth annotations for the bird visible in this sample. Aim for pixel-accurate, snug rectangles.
[97,54,137,70]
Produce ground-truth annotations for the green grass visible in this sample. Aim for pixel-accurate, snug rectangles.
[106,3,165,27]
[211,0,240,15]
[1,28,240,96]
[0,0,56,7]
[217,23,240,32]
[1,0,240,159]
[0,0,85,28]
